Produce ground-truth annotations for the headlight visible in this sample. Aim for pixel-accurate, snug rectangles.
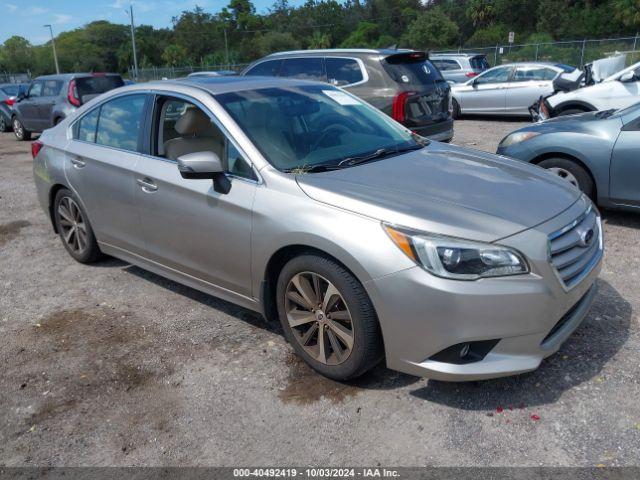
[498,131,540,148]
[384,224,529,280]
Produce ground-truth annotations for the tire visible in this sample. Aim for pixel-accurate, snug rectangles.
[53,188,103,263]
[538,158,595,199]
[452,99,461,120]
[12,116,31,141]
[276,254,383,380]
[0,115,9,132]
[557,108,588,117]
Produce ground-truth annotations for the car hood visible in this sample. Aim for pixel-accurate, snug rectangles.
[296,143,581,242]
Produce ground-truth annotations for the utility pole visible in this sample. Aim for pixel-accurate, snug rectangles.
[43,24,60,74]
[126,4,139,80]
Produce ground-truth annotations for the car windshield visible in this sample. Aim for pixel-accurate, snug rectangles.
[612,101,640,118]
[1,85,18,96]
[216,84,421,172]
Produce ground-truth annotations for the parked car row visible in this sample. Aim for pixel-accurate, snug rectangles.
[0,83,28,132]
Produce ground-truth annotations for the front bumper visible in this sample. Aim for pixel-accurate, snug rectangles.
[365,198,602,381]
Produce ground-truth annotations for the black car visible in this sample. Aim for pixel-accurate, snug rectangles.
[243,49,453,142]
[11,73,124,140]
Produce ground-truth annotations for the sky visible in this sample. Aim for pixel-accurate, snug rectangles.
[0,0,305,45]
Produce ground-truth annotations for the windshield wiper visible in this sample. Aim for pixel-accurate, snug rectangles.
[283,163,343,174]
[594,109,616,119]
[338,144,425,168]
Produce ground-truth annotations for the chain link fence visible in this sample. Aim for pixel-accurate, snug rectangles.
[130,63,250,82]
[0,72,31,84]
[433,35,640,68]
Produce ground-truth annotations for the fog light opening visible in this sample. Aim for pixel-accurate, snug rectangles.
[429,339,500,365]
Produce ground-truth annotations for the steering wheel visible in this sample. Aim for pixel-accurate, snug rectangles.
[311,124,352,150]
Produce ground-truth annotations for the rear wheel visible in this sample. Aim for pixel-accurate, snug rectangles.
[276,254,383,380]
[12,117,31,141]
[53,188,103,263]
[538,158,595,199]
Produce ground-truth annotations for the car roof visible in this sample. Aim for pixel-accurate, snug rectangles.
[265,48,416,57]
[34,73,122,80]
[490,62,567,70]
[141,76,325,95]
[430,53,486,58]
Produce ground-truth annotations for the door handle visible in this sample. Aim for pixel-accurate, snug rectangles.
[70,156,86,169]
[136,178,158,193]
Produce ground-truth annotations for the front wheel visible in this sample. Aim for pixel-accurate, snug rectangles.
[12,117,31,141]
[452,99,461,119]
[276,254,383,380]
[0,115,9,132]
[53,188,103,263]
[538,158,595,199]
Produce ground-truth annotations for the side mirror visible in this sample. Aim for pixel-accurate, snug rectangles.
[177,151,231,194]
[17,92,26,101]
[620,71,635,83]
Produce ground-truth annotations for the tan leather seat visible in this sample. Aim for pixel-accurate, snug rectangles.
[164,108,224,161]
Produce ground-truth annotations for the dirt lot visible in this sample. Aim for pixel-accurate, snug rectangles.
[0,119,639,467]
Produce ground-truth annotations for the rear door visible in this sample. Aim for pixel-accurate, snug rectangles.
[38,79,63,129]
[505,66,556,115]
[65,93,148,254]
[457,66,512,114]
[610,112,640,207]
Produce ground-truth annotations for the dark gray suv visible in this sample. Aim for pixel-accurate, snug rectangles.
[12,73,124,140]
[243,49,453,142]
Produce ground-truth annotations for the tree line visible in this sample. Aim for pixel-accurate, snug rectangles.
[1,0,638,76]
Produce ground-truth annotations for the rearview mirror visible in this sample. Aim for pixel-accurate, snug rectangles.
[177,151,231,194]
[620,71,635,82]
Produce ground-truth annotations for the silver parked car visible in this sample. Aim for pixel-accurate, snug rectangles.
[32,77,602,381]
[498,102,640,210]
[451,62,576,117]
[430,53,490,83]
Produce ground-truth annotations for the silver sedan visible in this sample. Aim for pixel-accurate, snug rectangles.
[32,77,601,381]
[451,62,575,117]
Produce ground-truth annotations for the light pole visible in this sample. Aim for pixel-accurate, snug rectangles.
[43,24,60,74]
[125,4,139,80]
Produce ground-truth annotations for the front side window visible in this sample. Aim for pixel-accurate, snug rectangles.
[474,67,512,84]
[154,96,256,180]
[245,60,282,77]
[28,82,43,98]
[325,58,364,86]
[280,58,325,81]
[217,85,420,172]
[96,94,146,151]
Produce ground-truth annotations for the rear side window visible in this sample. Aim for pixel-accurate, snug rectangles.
[245,60,282,77]
[280,58,325,81]
[43,80,63,96]
[77,108,100,143]
[432,59,461,71]
[75,76,124,100]
[96,94,146,152]
[325,58,364,86]
[470,56,490,70]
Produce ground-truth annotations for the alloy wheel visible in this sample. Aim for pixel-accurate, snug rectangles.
[12,118,23,139]
[284,272,354,365]
[58,196,88,254]
[547,167,579,188]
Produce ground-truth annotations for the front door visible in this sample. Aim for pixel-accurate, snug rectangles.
[458,66,512,114]
[134,95,258,297]
[64,93,148,254]
[505,66,555,115]
[610,113,640,207]
[18,81,43,130]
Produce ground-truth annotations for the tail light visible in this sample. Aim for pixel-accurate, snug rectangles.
[67,79,81,107]
[465,72,479,78]
[392,91,415,123]
[5,97,15,107]
[31,141,44,159]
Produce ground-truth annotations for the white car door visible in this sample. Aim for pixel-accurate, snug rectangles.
[456,66,513,114]
[505,66,556,115]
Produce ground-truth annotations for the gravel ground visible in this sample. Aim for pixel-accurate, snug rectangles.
[0,118,639,467]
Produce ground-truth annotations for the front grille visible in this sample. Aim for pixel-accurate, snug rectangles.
[548,205,602,289]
